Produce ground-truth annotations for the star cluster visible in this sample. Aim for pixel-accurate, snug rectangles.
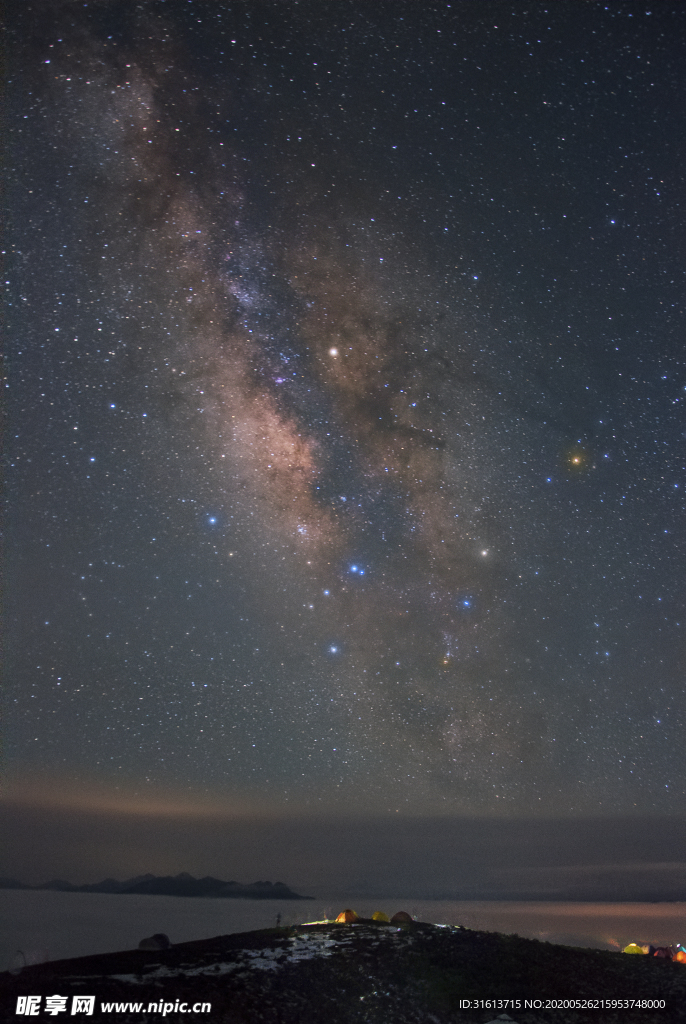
[5,1,685,817]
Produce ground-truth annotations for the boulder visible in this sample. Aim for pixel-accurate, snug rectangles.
[138,933,171,950]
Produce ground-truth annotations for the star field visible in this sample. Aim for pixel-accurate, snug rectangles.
[5,0,685,819]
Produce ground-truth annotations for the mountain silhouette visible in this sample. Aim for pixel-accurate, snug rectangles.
[1,873,312,899]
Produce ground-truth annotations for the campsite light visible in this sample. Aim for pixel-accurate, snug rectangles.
[335,909,359,923]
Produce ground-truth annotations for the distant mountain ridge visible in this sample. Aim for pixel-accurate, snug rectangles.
[0,873,313,900]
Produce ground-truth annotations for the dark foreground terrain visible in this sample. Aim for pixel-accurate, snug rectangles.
[2,919,684,1023]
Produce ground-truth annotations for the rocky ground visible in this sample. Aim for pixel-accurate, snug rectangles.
[2,919,684,1023]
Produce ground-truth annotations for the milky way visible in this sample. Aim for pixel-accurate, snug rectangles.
[6,1,685,818]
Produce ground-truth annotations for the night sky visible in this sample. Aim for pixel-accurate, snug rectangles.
[4,1,686,889]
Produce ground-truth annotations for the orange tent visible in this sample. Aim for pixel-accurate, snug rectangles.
[335,909,359,923]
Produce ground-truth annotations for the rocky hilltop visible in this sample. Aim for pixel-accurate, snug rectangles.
[2,918,685,1023]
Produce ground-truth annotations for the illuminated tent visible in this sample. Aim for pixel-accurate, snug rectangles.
[372,911,390,922]
[335,909,359,923]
